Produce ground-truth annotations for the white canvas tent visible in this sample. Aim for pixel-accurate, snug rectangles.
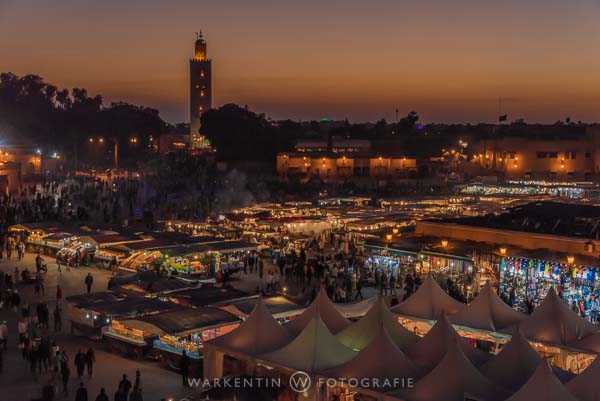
[504,361,579,401]
[285,288,350,335]
[480,331,542,392]
[391,274,466,320]
[261,314,356,372]
[336,297,419,351]
[398,340,509,401]
[405,314,490,369]
[504,288,598,346]
[206,297,292,355]
[450,282,526,332]
[566,354,600,401]
[335,296,377,318]
[323,324,424,391]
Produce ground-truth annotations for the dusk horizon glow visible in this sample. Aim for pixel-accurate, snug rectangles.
[2,0,600,124]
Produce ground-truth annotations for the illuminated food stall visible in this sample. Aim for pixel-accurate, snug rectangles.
[93,245,130,268]
[9,222,64,254]
[220,296,305,323]
[66,292,179,339]
[103,307,240,370]
[119,250,163,272]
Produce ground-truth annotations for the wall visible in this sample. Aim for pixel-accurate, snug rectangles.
[415,221,600,257]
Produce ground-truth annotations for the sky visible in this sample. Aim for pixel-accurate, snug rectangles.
[1,0,600,124]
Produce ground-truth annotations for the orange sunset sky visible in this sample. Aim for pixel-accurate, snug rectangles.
[1,0,600,123]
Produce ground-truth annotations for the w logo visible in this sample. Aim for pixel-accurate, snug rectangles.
[289,371,312,393]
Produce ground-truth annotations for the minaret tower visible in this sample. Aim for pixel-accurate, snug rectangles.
[189,30,212,148]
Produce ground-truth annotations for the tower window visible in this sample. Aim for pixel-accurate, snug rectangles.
[200,91,205,97]
[195,85,199,89]
[200,71,205,77]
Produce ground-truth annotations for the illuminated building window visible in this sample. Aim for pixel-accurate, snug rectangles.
[200,71,205,77]
[195,85,200,88]
[199,106,203,111]
[200,91,205,97]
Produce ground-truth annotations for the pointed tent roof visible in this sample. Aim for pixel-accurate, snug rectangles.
[570,332,600,354]
[391,274,466,320]
[480,331,542,392]
[336,297,419,351]
[505,361,579,401]
[285,288,350,335]
[505,288,598,346]
[206,297,292,355]
[405,314,491,369]
[566,353,600,401]
[323,325,424,390]
[449,282,526,332]
[400,340,510,401]
[335,296,377,318]
[261,313,356,372]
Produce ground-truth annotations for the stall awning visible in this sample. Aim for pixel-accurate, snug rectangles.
[132,307,241,336]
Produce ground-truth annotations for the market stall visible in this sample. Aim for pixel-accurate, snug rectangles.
[66,292,179,339]
[220,296,305,323]
[103,307,240,368]
[498,253,600,318]
[119,250,163,272]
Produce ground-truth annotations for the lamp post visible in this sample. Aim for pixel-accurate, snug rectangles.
[89,137,119,170]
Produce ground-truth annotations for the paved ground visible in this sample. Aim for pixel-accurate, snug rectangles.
[0,253,193,401]
[0,252,381,401]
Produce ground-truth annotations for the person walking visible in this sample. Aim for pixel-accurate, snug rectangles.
[56,285,62,303]
[94,388,109,401]
[53,304,62,332]
[85,347,95,377]
[134,369,141,389]
[17,241,25,260]
[60,358,70,396]
[180,350,190,386]
[0,320,7,350]
[354,277,364,300]
[118,374,132,400]
[390,273,398,296]
[84,273,93,294]
[75,349,86,379]
[75,382,88,401]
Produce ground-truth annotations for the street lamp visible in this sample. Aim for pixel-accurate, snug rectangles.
[441,239,448,248]
[88,136,118,170]
[499,247,507,256]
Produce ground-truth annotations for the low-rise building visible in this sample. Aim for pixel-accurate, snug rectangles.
[277,138,417,183]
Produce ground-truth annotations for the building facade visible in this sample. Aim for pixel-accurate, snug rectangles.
[189,32,212,149]
[276,139,417,183]
[469,126,600,181]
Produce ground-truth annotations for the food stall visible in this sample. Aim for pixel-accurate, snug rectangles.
[220,296,305,323]
[56,238,95,266]
[66,292,179,339]
[151,308,241,374]
[103,307,240,370]
[119,250,163,272]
